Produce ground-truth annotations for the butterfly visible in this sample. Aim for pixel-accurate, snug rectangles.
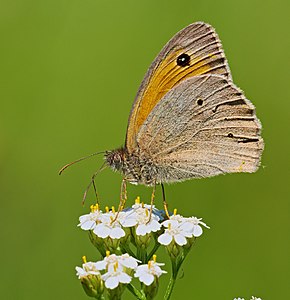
[106,22,263,191]
[60,22,264,214]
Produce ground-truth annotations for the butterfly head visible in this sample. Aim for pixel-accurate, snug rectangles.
[105,148,127,173]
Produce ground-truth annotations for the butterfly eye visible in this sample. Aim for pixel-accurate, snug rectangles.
[227,133,234,138]
[176,53,190,66]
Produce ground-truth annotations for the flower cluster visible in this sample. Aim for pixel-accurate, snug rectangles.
[234,297,262,300]
[76,197,209,299]
[76,253,166,299]
[158,209,210,246]
[78,197,209,253]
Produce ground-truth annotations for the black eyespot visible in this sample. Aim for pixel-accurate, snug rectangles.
[197,98,203,105]
[176,53,190,67]
[227,133,234,138]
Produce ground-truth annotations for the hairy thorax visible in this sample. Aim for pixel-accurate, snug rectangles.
[105,147,159,186]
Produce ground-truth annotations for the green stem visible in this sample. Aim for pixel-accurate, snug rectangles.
[137,246,147,264]
[126,283,147,300]
[146,242,160,263]
[120,243,136,258]
[163,276,176,300]
[164,245,194,299]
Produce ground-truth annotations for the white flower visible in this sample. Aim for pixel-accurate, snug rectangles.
[134,255,166,286]
[182,217,210,237]
[158,220,192,246]
[234,296,262,300]
[93,213,126,239]
[95,253,139,272]
[164,210,210,237]
[123,197,164,219]
[78,209,102,231]
[101,264,132,289]
[121,205,161,236]
[118,253,140,269]
[75,261,100,278]
[168,213,186,223]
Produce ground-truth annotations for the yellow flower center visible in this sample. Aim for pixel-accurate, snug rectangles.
[145,208,149,217]
[114,262,118,272]
[135,196,140,204]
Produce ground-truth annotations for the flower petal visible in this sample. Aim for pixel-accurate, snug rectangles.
[158,233,172,245]
[122,217,137,227]
[134,265,148,277]
[180,222,194,232]
[80,220,96,230]
[94,225,110,238]
[95,260,107,270]
[121,256,139,269]
[117,272,132,284]
[136,224,148,236]
[174,234,187,246]
[162,219,179,228]
[139,273,154,286]
[75,267,87,278]
[150,220,161,232]
[105,276,119,289]
[110,227,125,239]
[193,225,203,237]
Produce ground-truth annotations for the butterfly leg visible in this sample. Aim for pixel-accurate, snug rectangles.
[111,178,127,223]
[120,178,127,210]
[147,183,156,223]
[161,183,170,219]
[82,162,106,205]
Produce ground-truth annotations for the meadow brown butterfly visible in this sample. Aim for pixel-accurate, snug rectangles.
[106,22,263,189]
[60,22,264,212]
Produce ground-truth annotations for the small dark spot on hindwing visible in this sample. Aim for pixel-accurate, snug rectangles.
[197,98,203,105]
[238,137,259,143]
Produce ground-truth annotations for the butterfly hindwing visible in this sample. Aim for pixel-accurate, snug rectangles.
[136,75,263,181]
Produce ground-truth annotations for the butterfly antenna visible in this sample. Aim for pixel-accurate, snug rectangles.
[58,151,105,175]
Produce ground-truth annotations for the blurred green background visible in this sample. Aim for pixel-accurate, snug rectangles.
[1,0,289,299]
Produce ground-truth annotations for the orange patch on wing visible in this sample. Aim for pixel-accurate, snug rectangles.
[126,49,220,150]
[135,51,214,129]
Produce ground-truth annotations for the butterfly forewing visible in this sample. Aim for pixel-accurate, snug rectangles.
[136,75,263,182]
[126,22,232,153]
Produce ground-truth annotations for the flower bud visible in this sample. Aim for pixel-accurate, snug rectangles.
[135,232,152,249]
[76,257,104,299]
[103,236,121,253]
[106,284,126,300]
[183,236,196,250]
[166,240,183,260]
[143,277,159,300]
[80,274,104,299]
[88,231,106,256]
